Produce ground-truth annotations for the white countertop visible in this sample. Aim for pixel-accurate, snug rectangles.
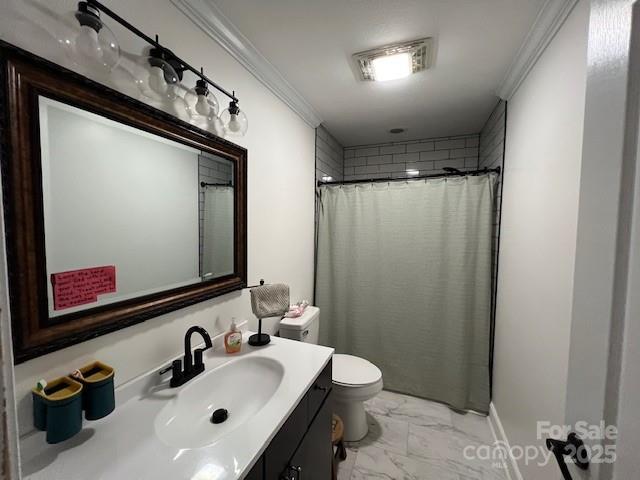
[20,333,334,480]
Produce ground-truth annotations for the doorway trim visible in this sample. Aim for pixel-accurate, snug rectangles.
[565,0,640,478]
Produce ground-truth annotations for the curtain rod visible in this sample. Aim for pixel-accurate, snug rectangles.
[200,181,232,188]
[317,166,501,187]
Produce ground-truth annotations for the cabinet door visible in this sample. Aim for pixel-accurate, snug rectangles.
[264,396,308,479]
[243,456,263,480]
[307,361,332,426]
[286,392,333,480]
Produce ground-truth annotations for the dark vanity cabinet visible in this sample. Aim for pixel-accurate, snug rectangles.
[245,360,333,480]
[244,459,263,480]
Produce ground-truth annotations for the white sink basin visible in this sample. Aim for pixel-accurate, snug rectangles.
[154,356,284,449]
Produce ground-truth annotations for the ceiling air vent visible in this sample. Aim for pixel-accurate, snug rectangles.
[353,38,433,82]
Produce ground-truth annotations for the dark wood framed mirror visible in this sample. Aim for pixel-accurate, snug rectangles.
[0,41,248,363]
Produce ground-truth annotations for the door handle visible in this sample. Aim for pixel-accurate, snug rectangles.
[546,432,589,480]
[281,465,302,480]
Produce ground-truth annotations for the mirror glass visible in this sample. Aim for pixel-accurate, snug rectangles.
[39,97,235,317]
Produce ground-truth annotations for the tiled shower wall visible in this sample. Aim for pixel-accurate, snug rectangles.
[478,100,507,347]
[343,134,480,181]
[315,124,344,182]
[479,101,506,171]
[198,153,234,275]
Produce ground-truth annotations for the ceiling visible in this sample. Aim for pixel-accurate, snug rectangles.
[211,0,546,146]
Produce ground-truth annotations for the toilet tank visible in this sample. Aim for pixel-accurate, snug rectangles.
[279,306,320,344]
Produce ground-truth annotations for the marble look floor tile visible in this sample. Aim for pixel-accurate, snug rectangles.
[336,447,358,480]
[366,390,453,428]
[479,463,508,480]
[451,411,494,444]
[351,445,461,480]
[349,391,507,480]
[409,424,507,480]
[408,423,465,462]
[448,430,507,479]
[449,457,508,480]
[348,413,409,456]
[414,457,506,480]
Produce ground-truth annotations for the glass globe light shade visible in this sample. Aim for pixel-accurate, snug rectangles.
[208,115,226,137]
[189,106,224,136]
[134,53,180,102]
[58,4,120,75]
[220,103,248,137]
[185,79,221,134]
[161,85,191,122]
[185,89,219,118]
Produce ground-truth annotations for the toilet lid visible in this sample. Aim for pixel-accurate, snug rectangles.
[332,354,382,387]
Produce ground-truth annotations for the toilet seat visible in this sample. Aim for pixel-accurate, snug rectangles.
[332,354,383,442]
[332,354,382,387]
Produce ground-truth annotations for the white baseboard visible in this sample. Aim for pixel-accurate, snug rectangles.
[488,402,524,480]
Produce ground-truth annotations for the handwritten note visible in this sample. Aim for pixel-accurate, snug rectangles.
[51,266,117,310]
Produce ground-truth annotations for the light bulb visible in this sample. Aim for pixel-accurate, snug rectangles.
[228,114,242,133]
[195,94,211,116]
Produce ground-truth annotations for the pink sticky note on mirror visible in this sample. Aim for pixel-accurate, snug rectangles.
[51,266,116,311]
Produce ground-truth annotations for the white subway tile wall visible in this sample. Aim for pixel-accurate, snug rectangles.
[316,125,345,182]
[198,153,234,275]
[343,134,480,181]
[479,102,506,170]
[478,100,507,321]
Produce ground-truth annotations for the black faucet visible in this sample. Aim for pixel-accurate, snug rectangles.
[159,326,213,388]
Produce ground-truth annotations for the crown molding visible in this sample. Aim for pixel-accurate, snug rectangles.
[497,0,579,100]
[171,0,323,128]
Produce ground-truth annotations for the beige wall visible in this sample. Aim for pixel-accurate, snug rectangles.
[492,1,589,478]
[0,0,316,436]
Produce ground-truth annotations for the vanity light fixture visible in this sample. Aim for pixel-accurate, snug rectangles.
[60,0,247,137]
[354,38,433,82]
[321,175,333,182]
[406,169,420,176]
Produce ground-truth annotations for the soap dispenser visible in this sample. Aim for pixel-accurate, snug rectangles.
[224,318,242,354]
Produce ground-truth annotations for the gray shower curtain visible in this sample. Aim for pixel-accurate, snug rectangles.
[203,186,234,278]
[316,173,496,413]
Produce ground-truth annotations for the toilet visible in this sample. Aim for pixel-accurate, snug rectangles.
[279,306,383,441]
